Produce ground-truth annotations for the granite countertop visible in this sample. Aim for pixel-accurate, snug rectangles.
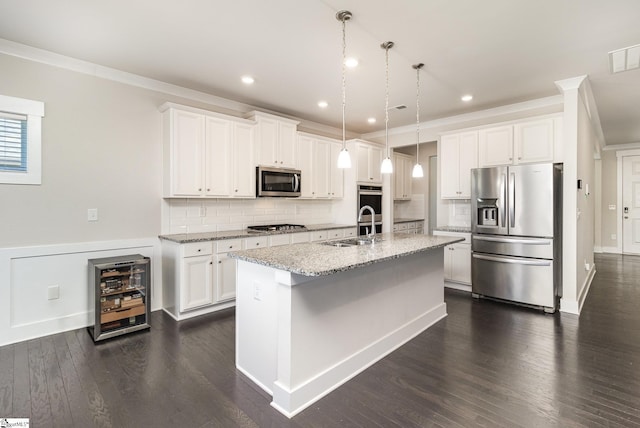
[228,232,464,277]
[433,226,472,234]
[159,223,356,243]
[394,217,424,224]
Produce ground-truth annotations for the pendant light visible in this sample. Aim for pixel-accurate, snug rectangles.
[412,63,424,178]
[380,41,394,174]
[336,10,352,169]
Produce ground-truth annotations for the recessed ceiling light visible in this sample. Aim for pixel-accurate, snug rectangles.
[317,101,328,108]
[241,75,255,85]
[461,94,473,102]
[345,57,359,68]
[367,117,376,124]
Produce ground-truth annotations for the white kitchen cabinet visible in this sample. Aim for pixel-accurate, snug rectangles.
[354,141,383,184]
[329,142,344,198]
[215,252,236,302]
[478,118,555,167]
[269,234,291,247]
[440,131,478,199]
[433,231,471,288]
[180,242,215,311]
[162,104,255,198]
[393,221,424,234]
[298,133,342,199]
[290,232,310,243]
[250,111,299,168]
[513,118,555,164]
[393,152,413,200]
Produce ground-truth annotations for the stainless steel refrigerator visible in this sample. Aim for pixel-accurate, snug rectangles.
[471,163,562,312]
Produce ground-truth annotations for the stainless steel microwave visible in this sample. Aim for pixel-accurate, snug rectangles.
[256,166,301,197]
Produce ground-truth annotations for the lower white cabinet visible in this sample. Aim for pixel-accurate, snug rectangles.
[433,231,471,288]
[444,243,471,284]
[181,252,215,311]
[216,252,236,302]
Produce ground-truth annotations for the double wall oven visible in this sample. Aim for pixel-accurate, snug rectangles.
[357,184,383,236]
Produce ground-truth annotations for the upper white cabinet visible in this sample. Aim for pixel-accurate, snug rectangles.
[353,141,383,184]
[249,111,299,168]
[440,131,478,199]
[393,152,414,200]
[478,117,557,167]
[298,133,343,199]
[162,104,255,198]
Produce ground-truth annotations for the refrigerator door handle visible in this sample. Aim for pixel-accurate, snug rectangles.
[473,236,552,245]
[509,172,516,228]
[501,173,507,228]
[472,253,551,266]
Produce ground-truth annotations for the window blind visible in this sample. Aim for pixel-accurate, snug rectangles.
[0,112,27,172]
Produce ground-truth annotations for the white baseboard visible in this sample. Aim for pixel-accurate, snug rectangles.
[560,263,596,315]
[444,281,471,292]
[0,237,162,346]
[270,303,447,418]
[599,246,621,254]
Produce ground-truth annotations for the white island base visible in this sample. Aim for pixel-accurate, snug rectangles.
[235,249,447,418]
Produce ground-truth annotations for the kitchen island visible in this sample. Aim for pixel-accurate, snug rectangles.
[228,232,463,417]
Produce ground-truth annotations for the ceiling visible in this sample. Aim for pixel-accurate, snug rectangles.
[1,0,639,146]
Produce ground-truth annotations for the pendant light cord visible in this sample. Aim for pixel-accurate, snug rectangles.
[341,16,347,149]
[384,45,390,158]
[416,65,420,161]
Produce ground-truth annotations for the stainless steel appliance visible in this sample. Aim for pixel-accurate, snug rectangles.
[256,166,301,197]
[357,185,382,236]
[247,224,307,232]
[471,163,562,312]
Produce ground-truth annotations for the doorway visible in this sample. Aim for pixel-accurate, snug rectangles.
[622,155,640,254]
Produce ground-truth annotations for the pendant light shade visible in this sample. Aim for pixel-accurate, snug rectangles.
[381,41,394,174]
[412,63,424,178]
[336,10,352,169]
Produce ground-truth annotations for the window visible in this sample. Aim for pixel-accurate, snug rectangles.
[0,94,44,185]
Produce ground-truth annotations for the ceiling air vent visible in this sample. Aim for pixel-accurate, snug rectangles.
[609,44,640,73]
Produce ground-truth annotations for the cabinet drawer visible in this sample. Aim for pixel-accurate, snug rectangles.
[396,223,409,231]
[269,234,291,247]
[311,231,327,241]
[183,242,213,257]
[343,228,357,238]
[327,229,344,239]
[290,232,310,243]
[215,239,243,253]
[245,236,269,249]
[101,304,146,324]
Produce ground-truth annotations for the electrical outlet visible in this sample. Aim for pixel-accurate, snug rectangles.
[253,282,262,301]
[87,208,98,222]
[608,205,616,210]
[611,234,617,240]
[48,285,60,300]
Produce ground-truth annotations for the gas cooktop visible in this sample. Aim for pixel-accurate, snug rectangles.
[247,224,307,232]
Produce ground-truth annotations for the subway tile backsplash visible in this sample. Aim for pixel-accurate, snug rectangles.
[165,198,335,234]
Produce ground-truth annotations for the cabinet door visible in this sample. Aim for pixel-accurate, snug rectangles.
[297,135,315,198]
[450,243,471,284]
[443,246,454,280]
[215,253,236,302]
[458,132,478,198]
[329,142,344,198]
[314,140,331,198]
[171,110,204,196]
[393,153,405,200]
[232,122,255,197]
[478,126,513,167]
[205,117,231,196]
[440,134,461,198]
[369,146,383,183]
[356,144,370,182]
[255,117,279,167]
[278,121,298,168]
[514,119,554,164]
[182,255,214,311]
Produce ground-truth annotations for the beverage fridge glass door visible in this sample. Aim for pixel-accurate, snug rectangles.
[508,163,554,238]
[471,166,508,235]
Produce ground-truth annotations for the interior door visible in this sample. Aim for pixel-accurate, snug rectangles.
[622,155,640,254]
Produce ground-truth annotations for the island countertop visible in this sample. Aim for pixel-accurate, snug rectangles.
[228,232,463,277]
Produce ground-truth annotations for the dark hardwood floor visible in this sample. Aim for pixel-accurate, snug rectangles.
[1,253,640,427]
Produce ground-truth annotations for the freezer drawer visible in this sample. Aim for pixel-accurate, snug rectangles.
[472,252,555,309]
[472,235,554,259]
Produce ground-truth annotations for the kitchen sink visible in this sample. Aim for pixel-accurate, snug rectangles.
[321,237,384,247]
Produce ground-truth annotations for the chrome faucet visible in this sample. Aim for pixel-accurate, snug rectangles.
[358,205,376,239]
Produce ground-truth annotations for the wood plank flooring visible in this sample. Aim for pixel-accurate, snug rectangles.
[1,253,639,427]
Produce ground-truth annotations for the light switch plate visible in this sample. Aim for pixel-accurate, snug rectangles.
[87,208,98,222]
[48,285,60,300]
[608,205,616,210]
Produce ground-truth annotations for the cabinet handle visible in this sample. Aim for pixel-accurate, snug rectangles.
[207,188,210,191]
[209,261,213,265]
[218,261,222,264]
[198,188,202,191]
[197,249,201,252]
[229,246,233,249]
[235,189,238,192]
